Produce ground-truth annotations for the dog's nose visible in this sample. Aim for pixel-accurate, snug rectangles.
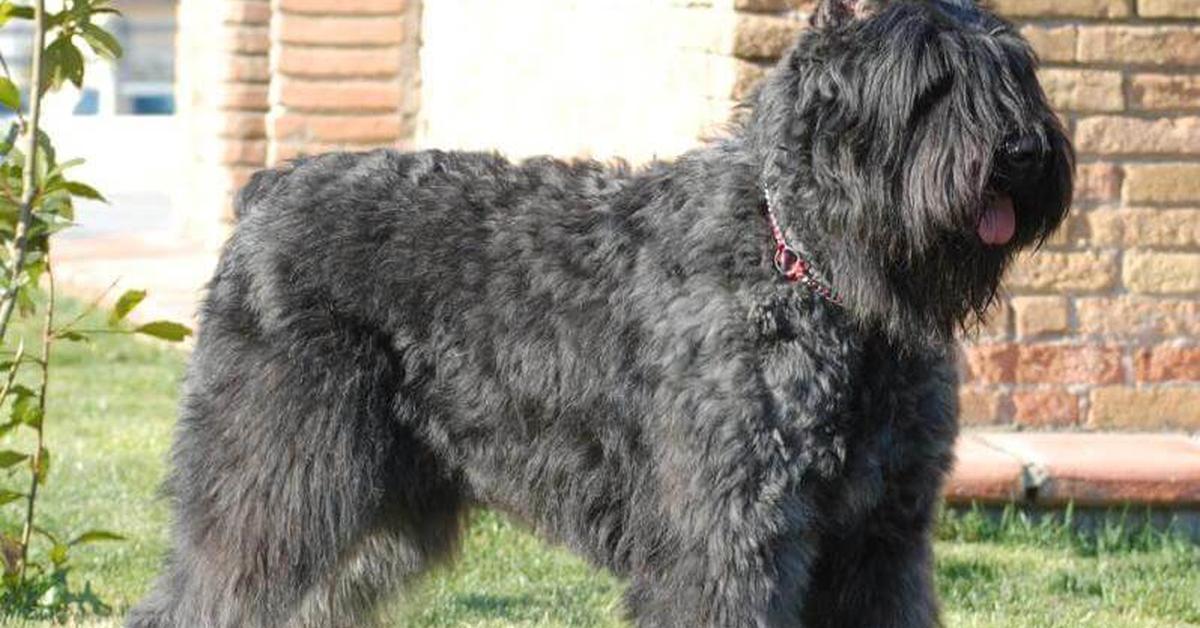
[998,134,1046,184]
[1004,134,1042,162]
[1002,134,1044,168]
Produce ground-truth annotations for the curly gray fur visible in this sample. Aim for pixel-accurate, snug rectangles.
[130,1,1071,626]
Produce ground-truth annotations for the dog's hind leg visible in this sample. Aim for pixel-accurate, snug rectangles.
[127,312,465,628]
[289,492,466,627]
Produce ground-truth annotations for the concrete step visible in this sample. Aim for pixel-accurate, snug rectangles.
[947,432,1200,507]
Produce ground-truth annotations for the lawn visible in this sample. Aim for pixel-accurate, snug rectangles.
[0,297,1197,627]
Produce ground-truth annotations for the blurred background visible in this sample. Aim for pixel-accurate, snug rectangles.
[0,0,175,236]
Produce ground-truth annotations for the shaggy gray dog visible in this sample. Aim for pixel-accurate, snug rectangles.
[130,0,1071,625]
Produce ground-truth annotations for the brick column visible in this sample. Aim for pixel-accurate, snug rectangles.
[175,0,270,243]
[267,0,421,164]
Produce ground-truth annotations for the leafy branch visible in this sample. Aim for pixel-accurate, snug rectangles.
[0,0,190,619]
[16,255,50,583]
[0,0,47,347]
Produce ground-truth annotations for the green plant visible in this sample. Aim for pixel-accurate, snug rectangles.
[0,0,190,618]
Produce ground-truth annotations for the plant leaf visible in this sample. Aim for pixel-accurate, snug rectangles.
[0,77,19,112]
[42,36,85,92]
[15,289,33,317]
[64,180,105,202]
[44,7,66,29]
[8,384,35,400]
[12,394,41,428]
[69,529,124,546]
[46,157,85,180]
[0,449,28,468]
[54,329,89,342]
[41,37,67,92]
[31,524,60,546]
[134,320,192,342]
[109,289,145,326]
[0,120,19,154]
[80,23,122,61]
[35,128,57,171]
[17,405,41,429]
[0,489,24,506]
[48,542,68,566]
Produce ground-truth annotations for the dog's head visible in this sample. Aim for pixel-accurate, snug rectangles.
[746,0,1073,344]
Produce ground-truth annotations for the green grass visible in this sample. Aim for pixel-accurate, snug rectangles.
[0,296,182,627]
[936,507,1200,628]
[0,297,1196,626]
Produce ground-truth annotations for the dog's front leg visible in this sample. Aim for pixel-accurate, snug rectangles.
[801,360,957,628]
[802,482,942,628]
[622,392,825,627]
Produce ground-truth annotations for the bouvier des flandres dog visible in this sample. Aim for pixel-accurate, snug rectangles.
[131,0,1071,625]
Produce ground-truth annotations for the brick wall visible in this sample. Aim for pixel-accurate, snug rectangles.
[267,0,421,163]
[417,0,764,162]
[957,0,1200,431]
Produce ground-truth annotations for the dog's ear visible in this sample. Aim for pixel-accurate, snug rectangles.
[810,0,884,29]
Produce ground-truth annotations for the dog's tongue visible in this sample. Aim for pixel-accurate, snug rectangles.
[978,195,1016,246]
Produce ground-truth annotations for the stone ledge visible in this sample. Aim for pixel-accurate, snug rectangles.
[947,432,1200,507]
[945,435,1026,503]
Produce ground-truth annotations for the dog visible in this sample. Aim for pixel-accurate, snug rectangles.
[130,0,1071,625]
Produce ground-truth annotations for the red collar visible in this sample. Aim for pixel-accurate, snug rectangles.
[761,191,843,305]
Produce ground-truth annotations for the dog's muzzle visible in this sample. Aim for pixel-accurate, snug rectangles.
[997,133,1049,188]
[977,133,1049,246]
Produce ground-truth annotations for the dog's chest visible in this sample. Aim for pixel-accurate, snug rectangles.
[755,305,955,519]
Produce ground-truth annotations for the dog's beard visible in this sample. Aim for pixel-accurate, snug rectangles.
[896,162,1070,344]
[744,0,1074,347]
[826,150,1070,347]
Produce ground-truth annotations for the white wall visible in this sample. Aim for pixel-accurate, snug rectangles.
[418,0,741,163]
